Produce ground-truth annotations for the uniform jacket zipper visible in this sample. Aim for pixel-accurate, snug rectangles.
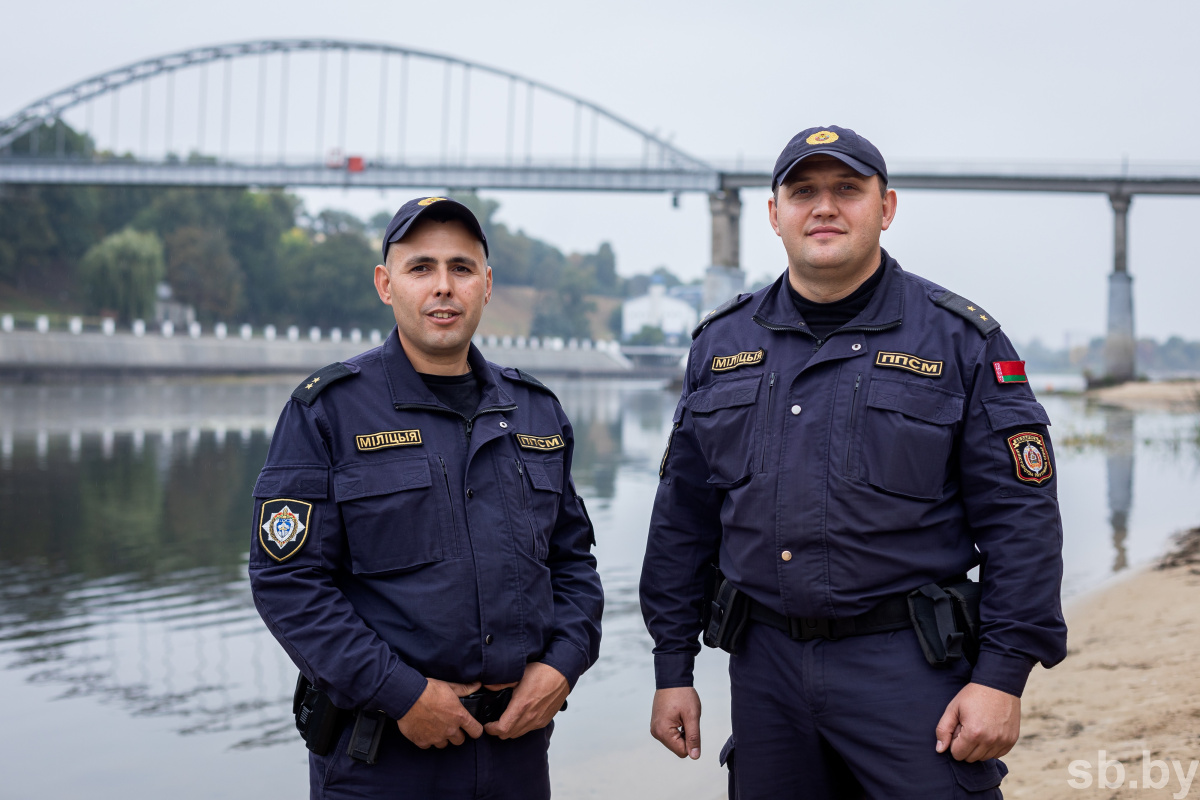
[515,458,539,549]
[438,455,458,534]
[845,373,862,465]
[760,372,777,473]
[752,315,902,337]
[393,402,518,445]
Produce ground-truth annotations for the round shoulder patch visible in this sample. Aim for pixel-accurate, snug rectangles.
[259,499,313,562]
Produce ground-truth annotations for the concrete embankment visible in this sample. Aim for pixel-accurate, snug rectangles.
[0,330,643,378]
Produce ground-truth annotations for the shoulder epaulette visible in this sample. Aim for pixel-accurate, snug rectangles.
[507,367,557,399]
[933,291,1001,337]
[692,293,753,339]
[291,362,355,406]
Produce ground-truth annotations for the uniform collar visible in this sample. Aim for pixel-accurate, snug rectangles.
[381,327,515,413]
[753,248,906,335]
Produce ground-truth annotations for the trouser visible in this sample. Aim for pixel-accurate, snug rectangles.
[725,622,1007,799]
[310,717,553,800]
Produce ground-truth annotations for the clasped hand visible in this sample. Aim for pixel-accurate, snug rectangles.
[397,662,569,749]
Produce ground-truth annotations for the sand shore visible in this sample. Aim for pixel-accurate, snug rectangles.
[1086,380,1200,412]
[1001,528,1200,798]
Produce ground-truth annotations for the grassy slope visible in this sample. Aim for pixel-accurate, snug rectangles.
[476,285,622,341]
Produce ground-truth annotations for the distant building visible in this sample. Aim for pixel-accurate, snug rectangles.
[703,265,746,315]
[154,282,195,327]
[622,282,698,345]
[668,283,705,312]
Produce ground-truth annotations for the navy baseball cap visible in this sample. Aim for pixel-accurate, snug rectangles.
[381,196,489,261]
[772,125,888,191]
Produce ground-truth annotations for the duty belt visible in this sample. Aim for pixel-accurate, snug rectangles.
[747,574,970,642]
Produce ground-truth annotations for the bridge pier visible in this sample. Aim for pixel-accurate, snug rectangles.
[704,189,745,311]
[1104,193,1135,383]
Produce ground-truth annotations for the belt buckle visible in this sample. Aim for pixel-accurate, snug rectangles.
[791,617,835,641]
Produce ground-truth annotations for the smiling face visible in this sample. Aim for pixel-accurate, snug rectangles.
[374,217,491,374]
[768,155,897,283]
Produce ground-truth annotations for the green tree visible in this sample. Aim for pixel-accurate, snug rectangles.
[78,229,165,321]
[165,226,244,321]
[578,242,620,296]
[226,191,299,322]
[531,264,597,340]
[282,230,392,329]
[628,325,665,346]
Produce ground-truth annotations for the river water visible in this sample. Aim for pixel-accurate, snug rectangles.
[0,376,1197,799]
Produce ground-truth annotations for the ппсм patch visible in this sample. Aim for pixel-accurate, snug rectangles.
[875,351,943,377]
[515,433,565,451]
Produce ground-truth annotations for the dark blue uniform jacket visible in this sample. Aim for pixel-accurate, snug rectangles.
[249,331,603,721]
[641,252,1067,698]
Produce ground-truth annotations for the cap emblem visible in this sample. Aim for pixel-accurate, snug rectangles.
[806,131,839,145]
[417,197,447,206]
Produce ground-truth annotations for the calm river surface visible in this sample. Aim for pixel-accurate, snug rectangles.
[1,376,1197,799]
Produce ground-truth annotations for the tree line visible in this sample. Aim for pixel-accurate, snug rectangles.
[0,121,694,338]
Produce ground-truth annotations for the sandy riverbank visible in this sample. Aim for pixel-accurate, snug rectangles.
[1001,528,1200,798]
[1087,380,1200,412]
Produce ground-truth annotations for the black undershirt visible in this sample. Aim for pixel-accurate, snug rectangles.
[418,371,482,420]
[787,260,885,341]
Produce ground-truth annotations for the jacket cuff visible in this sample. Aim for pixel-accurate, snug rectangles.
[970,650,1036,698]
[541,638,591,689]
[653,653,696,689]
[364,662,429,720]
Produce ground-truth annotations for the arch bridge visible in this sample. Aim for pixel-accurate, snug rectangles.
[5,39,1200,381]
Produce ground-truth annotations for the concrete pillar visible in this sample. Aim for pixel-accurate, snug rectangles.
[1104,193,1135,383]
[704,189,746,311]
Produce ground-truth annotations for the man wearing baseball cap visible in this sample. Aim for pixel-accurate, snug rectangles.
[250,196,603,799]
[641,127,1066,797]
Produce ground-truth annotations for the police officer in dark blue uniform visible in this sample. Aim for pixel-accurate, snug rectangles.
[250,196,603,799]
[640,126,1067,798]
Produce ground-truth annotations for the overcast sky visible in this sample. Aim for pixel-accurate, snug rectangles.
[4,0,1199,346]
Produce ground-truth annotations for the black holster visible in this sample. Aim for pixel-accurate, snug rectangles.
[293,673,387,764]
[702,571,750,654]
[293,673,348,756]
[906,580,981,668]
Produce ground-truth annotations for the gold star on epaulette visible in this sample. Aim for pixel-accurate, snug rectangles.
[967,306,976,311]
[305,382,314,389]
[980,315,988,321]
[313,377,321,383]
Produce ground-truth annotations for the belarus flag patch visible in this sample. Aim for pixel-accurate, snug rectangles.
[992,361,1027,384]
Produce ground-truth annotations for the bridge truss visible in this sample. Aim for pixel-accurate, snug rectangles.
[0,39,718,192]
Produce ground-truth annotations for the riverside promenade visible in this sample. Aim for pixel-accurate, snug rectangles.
[0,326,652,378]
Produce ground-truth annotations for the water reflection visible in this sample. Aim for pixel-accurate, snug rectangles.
[0,378,678,761]
[0,425,298,750]
[1105,408,1135,573]
[1,378,1197,799]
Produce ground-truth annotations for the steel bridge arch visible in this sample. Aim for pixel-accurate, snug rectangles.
[0,38,711,171]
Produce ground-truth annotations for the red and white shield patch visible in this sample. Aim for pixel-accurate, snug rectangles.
[1006,432,1053,485]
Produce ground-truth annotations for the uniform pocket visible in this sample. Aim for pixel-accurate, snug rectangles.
[860,379,964,500]
[685,374,762,488]
[519,455,563,560]
[333,456,455,574]
[982,396,1051,431]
